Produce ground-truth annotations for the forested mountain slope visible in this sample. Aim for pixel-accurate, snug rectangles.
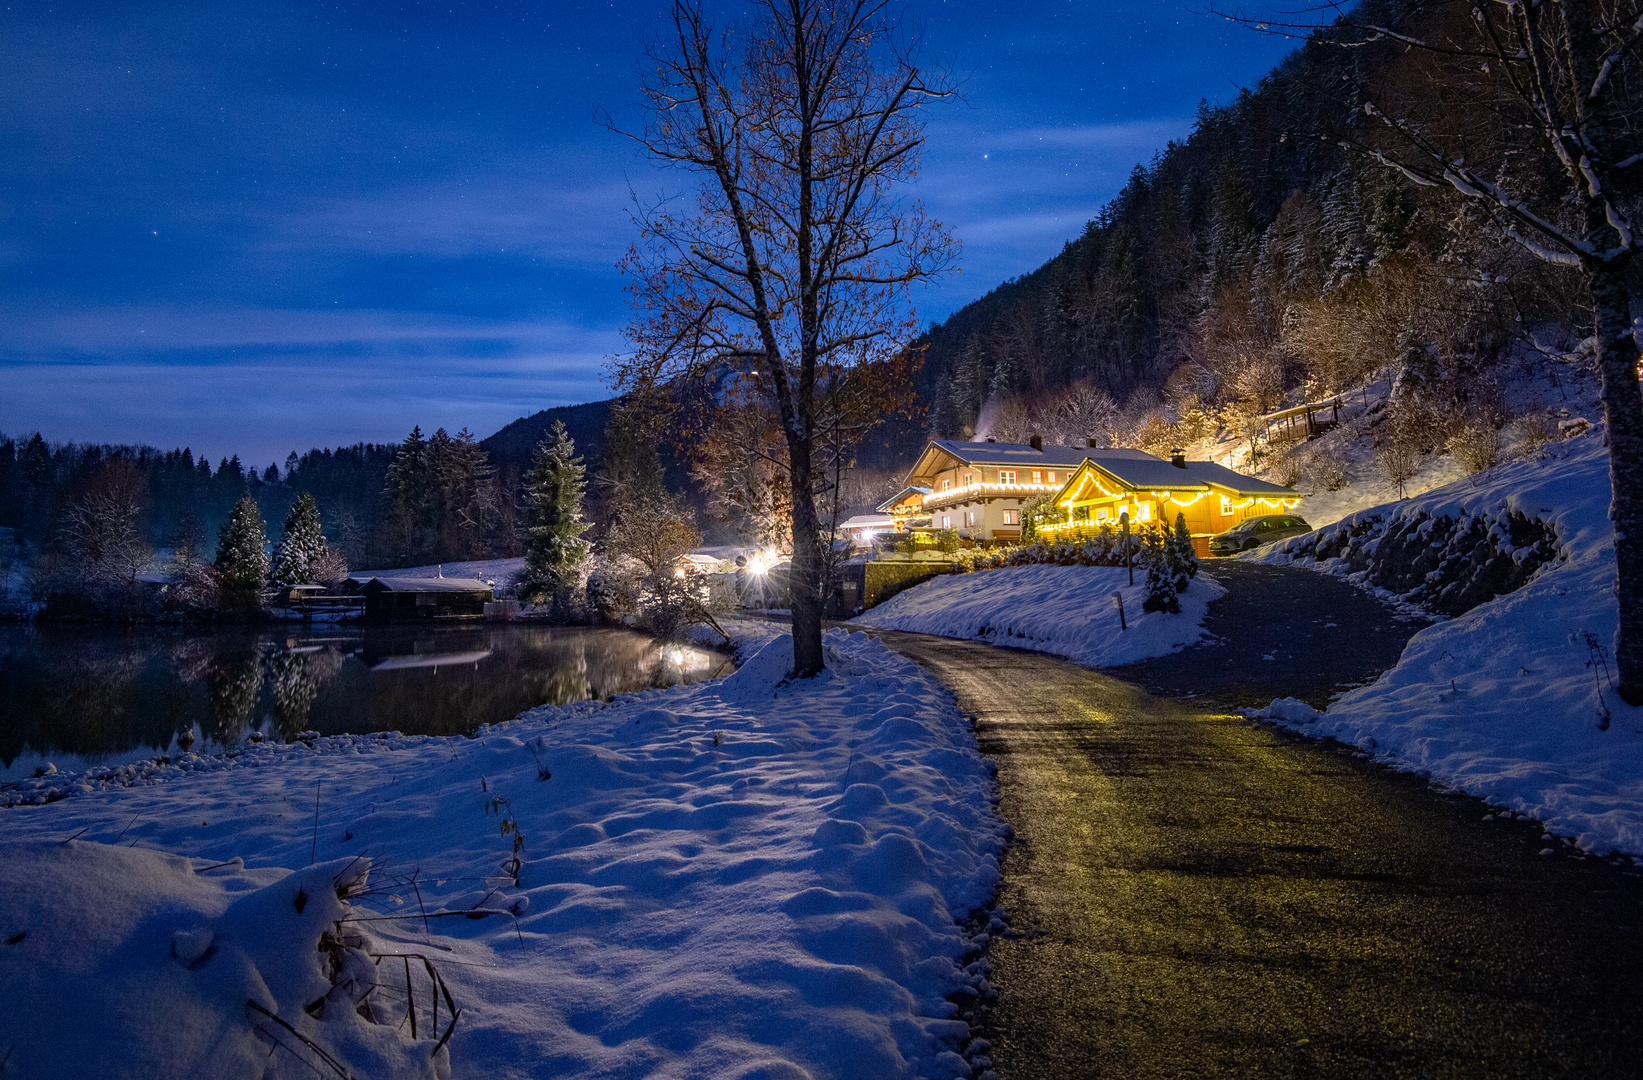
[910,0,1634,452]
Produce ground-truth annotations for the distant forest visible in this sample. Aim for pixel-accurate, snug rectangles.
[5,0,1636,569]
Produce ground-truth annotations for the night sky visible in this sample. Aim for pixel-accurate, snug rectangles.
[1,1,1297,467]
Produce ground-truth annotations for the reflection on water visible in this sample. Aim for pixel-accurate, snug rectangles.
[0,624,733,781]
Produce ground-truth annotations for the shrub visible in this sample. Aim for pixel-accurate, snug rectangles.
[1511,411,1560,454]
[1269,449,1304,488]
[1305,444,1352,491]
[1448,416,1503,474]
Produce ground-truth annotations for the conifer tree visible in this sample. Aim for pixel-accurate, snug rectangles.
[214,494,269,611]
[382,426,429,564]
[271,492,327,586]
[517,421,592,617]
[1171,512,1199,593]
[1141,528,1180,615]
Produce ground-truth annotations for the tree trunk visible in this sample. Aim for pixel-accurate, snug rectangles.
[786,436,826,678]
[1590,260,1643,704]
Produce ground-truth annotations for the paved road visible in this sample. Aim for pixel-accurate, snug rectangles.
[863,566,1643,1079]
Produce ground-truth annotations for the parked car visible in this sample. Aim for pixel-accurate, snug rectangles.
[1208,514,1313,556]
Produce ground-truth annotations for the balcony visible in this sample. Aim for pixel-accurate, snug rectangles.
[922,482,1059,511]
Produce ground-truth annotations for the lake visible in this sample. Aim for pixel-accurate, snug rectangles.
[0,623,733,782]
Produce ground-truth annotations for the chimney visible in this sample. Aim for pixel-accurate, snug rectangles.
[1029,434,1043,451]
[1086,437,1099,448]
[1170,448,1187,469]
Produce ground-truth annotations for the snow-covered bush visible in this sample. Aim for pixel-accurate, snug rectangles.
[950,522,1180,576]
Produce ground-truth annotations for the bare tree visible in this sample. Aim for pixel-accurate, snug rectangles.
[1219,0,1643,702]
[613,0,957,676]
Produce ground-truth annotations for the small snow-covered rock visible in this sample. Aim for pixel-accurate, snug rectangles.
[171,927,214,966]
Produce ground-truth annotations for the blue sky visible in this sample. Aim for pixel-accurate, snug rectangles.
[1,1,1298,467]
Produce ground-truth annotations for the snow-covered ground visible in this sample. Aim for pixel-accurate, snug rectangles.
[1244,433,1643,856]
[0,629,1006,1079]
[851,565,1225,669]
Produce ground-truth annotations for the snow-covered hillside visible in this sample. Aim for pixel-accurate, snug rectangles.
[1245,433,1643,856]
[852,564,1225,669]
[1175,366,1602,530]
[0,629,1006,1080]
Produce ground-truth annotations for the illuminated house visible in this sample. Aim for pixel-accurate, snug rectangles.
[1046,448,1301,551]
[884,438,1170,542]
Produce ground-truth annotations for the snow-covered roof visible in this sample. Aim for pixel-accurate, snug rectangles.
[876,485,930,512]
[1077,457,1297,496]
[840,514,894,531]
[358,576,493,593]
[922,440,1158,469]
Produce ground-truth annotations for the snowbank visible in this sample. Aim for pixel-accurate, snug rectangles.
[1245,434,1643,855]
[0,845,443,1079]
[851,564,1225,669]
[0,629,1005,1079]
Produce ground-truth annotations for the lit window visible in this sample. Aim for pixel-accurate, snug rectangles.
[1002,509,1018,525]
[1096,507,1109,520]
[999,469,1016,484]
[961,472,972,486]
[1046,471,1056,484]
[1031,470,1042,484]
[963,511,976,528]
[941,479,951,492]
[1135,502,1152,521]
[1220,494,1234,516]
[942,515,951,529]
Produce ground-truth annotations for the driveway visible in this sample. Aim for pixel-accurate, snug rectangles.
[862,564,1643,1079]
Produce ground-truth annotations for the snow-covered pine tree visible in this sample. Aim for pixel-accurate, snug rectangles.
[214,494,269,610]
[517,420,592,617]
[1171,512,1198,592]
[1141,528,1180,615]
[271,492,327,586]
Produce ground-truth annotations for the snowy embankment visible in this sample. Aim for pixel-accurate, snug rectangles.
[1245,434,1643,855]
[852,564,1225,669]
[0,629,1006,1080]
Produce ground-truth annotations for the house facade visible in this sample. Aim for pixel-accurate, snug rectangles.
[885,439,1169,542]
[1046,450,1300,550]
[883,439,1301,548]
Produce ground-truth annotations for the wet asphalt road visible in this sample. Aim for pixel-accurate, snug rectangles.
[862,564,1643,1079]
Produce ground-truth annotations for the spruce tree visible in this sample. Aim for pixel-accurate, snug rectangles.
[518,421,592,616]
[1171,512,1199,593]
[382,426,429,564]
[1141,528,1181,615]
[271,492,327,586]
[214,494,269,611]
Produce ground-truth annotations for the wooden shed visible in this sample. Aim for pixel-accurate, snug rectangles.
[356,576,493,622]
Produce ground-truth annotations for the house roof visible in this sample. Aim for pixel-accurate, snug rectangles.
[1063,457,1298,499]
[840,513,895,531]
[921,440,1158,469]
[359,576,493,593]
[876,485,930,512]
